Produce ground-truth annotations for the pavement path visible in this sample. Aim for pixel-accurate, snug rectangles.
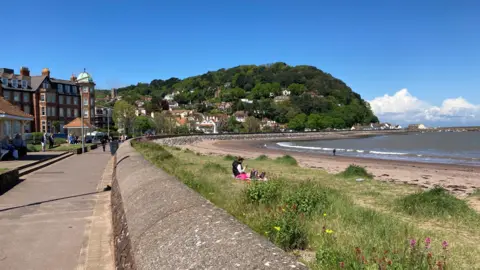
[0,147,113,270]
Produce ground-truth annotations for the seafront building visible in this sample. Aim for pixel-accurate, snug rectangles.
[0,67,96,133]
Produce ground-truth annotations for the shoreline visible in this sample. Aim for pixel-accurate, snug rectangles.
[182,138,480,196]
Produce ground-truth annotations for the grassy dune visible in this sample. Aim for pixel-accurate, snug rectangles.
[133,141,480,269]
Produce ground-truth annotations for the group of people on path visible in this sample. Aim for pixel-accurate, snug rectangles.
[232,157,267,181]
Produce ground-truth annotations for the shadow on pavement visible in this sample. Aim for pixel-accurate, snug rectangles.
[0,189,110,213]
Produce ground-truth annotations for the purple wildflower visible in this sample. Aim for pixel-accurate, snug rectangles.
[425,237,431,249]
[442,240,448,250]
[410,239,417,248]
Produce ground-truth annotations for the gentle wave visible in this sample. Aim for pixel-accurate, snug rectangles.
[276,142,407,156]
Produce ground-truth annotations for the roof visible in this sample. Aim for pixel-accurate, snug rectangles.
[30,75,47,91]
[63,118,94,128]
[77,71,94,83]
[50,78,77,86]
[0,97,33,120]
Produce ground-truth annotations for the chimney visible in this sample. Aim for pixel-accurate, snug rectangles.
[41,68,50,77]
[70,73,76,82]
[20,66,30,76]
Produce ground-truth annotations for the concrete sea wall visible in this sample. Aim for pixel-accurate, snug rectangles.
[111,140,307,269]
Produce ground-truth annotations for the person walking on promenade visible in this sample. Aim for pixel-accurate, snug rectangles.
[41,133,47,152]
[333,148,336,156]
[101,136,107,152]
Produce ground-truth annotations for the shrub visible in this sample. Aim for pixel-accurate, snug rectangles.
[263,208,309,250]
[274,155,298,166]
[396,187,476,218]
[224,154,236,161]
[244,180,281,205]
[338,164,372,179]
[54,137,66,145]
[255,155,269,161]
[283,182,333,217]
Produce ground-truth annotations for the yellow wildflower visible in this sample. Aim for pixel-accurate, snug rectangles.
[323,213,327,217]
[274,226,281,231]
[325,229,334,234]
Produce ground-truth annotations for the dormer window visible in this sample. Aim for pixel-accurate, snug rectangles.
[57,84,63,93]
[42,81,50,89]
[12,79,18,88]
[65,85,70,94]
[72,86,77,94]
[1,78,7,86]
[21,80,27,89]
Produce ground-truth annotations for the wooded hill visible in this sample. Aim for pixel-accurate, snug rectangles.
[115,62,378,129]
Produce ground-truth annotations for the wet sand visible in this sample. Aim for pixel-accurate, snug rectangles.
[184,139,480,196]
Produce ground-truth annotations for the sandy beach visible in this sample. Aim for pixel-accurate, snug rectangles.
[182,138,480,196]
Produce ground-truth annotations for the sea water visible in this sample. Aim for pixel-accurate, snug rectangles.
[269,131,480,166]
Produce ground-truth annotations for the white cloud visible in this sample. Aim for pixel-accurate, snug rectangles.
[369,89,480,126]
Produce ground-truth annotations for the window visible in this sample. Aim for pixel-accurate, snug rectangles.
[3,121,11,138]
[82,86,88,93]
[72,86,77,94]
[57,84,63,93]
[4,91,11,100]
[40,94,45,102]
[74,109,79,117]
[52,107,56,117]
[66,108,71,117]
[48,93,56,103]
[90,86,94,93]
[41,120,46,133]
[12,79,18,88]
[23,105,31,114]
[13,120,21,135]
[46,107,50,116]
[23,93,30,102]
[42,81,50,89]
[1,78,7,86]
[90,97,94,106]
[74,97,78,105]
[91,108,94,118]
[14,92,20,102]
[66,96,71,105]
[84,109,89,118]
[59,108,64,117]
[21,80,27,89]
[41,106,46,116]
[59,95,64,104]
[66,85,71,94]
[83,98,88,105]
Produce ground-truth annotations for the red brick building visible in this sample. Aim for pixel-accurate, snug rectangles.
[0,67,95,133]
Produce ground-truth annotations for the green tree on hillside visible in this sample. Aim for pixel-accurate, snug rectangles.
[115,62,379,127]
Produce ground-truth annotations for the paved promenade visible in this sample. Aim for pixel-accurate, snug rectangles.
[0,147,112,270]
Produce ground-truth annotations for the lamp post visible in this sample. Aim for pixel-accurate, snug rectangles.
[81,92,85,154]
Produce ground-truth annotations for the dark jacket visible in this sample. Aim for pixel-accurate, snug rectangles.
[232,160,242,176]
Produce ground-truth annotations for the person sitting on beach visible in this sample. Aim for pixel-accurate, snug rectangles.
[232,157,249,180]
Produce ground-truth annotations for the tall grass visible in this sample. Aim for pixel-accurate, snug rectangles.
[133,141,480,269]
[275,155,298,166]
[338,164,373,179]
[396,187,479,220]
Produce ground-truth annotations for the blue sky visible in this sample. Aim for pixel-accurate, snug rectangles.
[3,0,480,124]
